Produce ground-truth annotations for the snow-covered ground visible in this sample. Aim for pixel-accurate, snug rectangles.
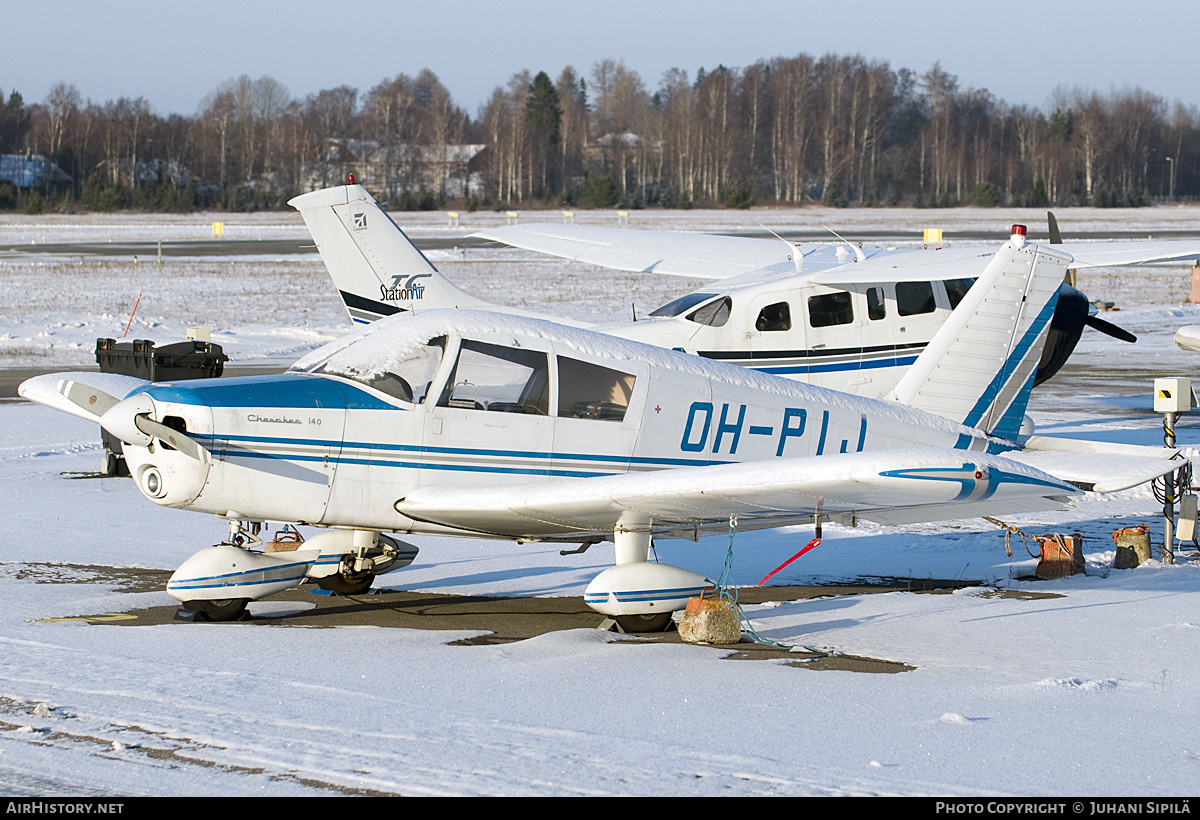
[0,207,1199,796]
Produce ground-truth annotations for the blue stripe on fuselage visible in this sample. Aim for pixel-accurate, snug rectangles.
[751,354,921,376]
[138,373,396,411]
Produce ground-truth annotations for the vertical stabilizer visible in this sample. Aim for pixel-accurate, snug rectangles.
[289,185,488,324]
[889,228,1070,440]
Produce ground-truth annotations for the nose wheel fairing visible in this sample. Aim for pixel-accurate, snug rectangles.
[166,526,419,617]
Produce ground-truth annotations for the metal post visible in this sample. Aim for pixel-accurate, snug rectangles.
[1165,411,1177,565]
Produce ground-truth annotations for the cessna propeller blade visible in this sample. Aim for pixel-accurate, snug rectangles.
[1048,212,1135,344]
[1047,211,1064,245]
[1085,314,1138,344]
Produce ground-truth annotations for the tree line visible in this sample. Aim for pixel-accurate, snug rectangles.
[2,54,1198,213]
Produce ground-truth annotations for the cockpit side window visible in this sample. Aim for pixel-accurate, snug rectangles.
[557,357,636,422]
[649,292,720,318]
[688,296,732,327]
[808,291,853,327]
[438,340,550,415]
[755,302,792,331]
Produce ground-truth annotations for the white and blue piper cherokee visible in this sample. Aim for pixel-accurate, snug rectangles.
[18,229,1182,629]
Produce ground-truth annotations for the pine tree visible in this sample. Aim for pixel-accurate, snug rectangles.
[526,71,562,199]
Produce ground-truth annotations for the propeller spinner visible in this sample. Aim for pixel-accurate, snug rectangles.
[58,380,209,462]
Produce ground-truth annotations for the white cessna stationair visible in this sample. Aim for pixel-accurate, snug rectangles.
[16,190,1194,630]
[293,184,1200,418]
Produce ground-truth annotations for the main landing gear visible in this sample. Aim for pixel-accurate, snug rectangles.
[583,517,713,633]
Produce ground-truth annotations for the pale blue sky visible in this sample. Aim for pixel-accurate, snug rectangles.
[6,0,1198,116]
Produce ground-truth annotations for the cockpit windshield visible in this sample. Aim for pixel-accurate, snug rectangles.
[648,292,721,318]
[291,336,446,404]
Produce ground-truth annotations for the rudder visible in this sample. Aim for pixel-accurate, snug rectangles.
[289,184,487,324]
[889,228,1070,440]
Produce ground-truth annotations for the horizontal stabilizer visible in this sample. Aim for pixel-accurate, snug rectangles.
[1175,326,1200,353]
[1013,435,1181,492]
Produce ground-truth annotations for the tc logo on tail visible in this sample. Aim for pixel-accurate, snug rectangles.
[381,273,431,302]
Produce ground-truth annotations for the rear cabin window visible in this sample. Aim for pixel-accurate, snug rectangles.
[897,281,936,316]
[755,302,792,331]
[808,291,854,327]
[557,358,636,422]
[866,286,886,321]
[438,340,549,414]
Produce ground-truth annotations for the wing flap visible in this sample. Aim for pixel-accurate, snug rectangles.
[397,448,1077,539]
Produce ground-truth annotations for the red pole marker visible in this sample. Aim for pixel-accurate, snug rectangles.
[123,293,142,338]
[758,538,821,586]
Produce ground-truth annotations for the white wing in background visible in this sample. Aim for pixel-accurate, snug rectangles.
[1058,240,1200,268]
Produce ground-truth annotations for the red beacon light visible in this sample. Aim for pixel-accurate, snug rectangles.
[1010,223,1028,247]
[1010,224,1027,236]
[348,173,356,185]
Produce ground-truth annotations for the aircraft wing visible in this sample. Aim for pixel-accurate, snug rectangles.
[476,224,1200,286]
[472,224,789,279]
[1057,240,1200,268]
[474,223,1003,285]
[396,448,1077,541]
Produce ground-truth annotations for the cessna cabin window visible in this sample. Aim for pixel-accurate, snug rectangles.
[808,291,854,327]
[897,281,936,316]
[557,357,636,422]
[866,286,886,321]
[944,277,976,310]
[438,340,549,415]
[649,292,720,318]
[688,296,732,327]
[755,302,792,332]
[297,336,445,404]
